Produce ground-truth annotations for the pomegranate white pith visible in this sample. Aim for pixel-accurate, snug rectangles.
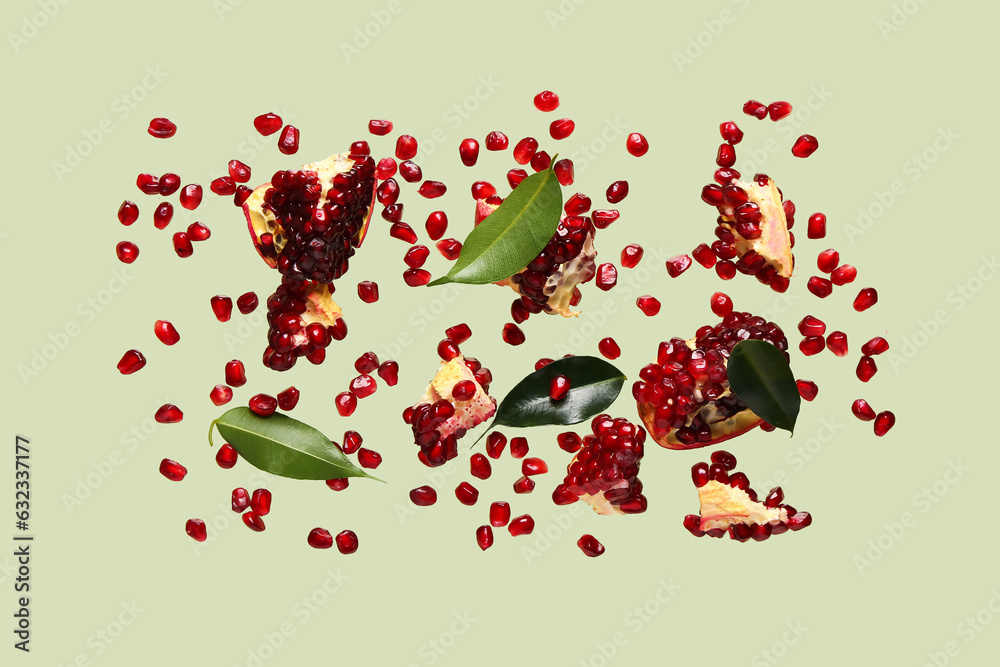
[417,356,495,439]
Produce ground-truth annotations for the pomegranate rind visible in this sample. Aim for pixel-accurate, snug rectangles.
[719,178,793,278]
[416,355,496,438]
[242,152,376,268]
[697,481,788,532]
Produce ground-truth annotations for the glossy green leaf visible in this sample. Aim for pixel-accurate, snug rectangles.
[491,356,626,429]
[726,340,800,435]
[209,408,380,481]
[427,166,562,286]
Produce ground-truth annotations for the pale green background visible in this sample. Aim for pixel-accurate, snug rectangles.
[3,0,998,665]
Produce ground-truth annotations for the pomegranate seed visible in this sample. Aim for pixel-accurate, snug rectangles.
[179,184,203,211]
[475,525,494,551]
[376,157,397,180]
[377,360,399,386]
[357,448,382,469]
[826,331,849,357]
[350,375,377,398]
[455,481,479,506]
[399,160,422,183]
[854,288,878,312]
[459,138,480,166]
[117,349,146,375]
[592,209,619,229]
[335,530,358,554]
[856,356,878,382]
[767,101,793,121]
[549,375,571,401]
[716,143,736,168]
[470,453,492,480]
[354,352,379,374]
[556,432,582,453]
[153,320,180,346]
[158,173,180,196]
[715,260,736,280]
[225,360,246,387]
[666,255,692,278]
[874,411,895,437]
[158,458,187,481]
[535,358,553,370]
[451,380,476,402]
[807,213,826,239]
[147,117,176,138]
[606,181,629,204]
[807,276,833,298]
[595,263,617,291]
[862,337,890,356]
[276,125,299,154]
[471,181,496,199]
[231,487,250,512]
[485,131,509,150]
[691,243,716,269]
[549,118,575,140]
[701,184,725,205]
[325,478,349,491]
[796,380,819,401]
[486,432,507,459]
[799,336,825,356]
[510,437,529,459]
[234,185,251,205]
[377,179,400,206]
[710,292,734,317]
[831,264,858,285]
[445,323,472,344]
[210,176,236,196]
[343,430,363,454]
[577,534,605,557]
[395,135,417,160]
[231,293,257,316]
[211,295,233,322]
[798,316,826,337]
[249,488,272,515]
[154,404,183,424]
[136,173,159,194]
[185,519,207,542]
[522,457,549,476]
[508,515,534,536]
[513,476,535,494]
[117,200,139,226]
[636,295,661,316]
[228,160,251,183]
[350,140,370,156]
[553,158,575,186]
[409,486,437,506]
[626,132,649,157]
[171,232,193,258]
[276,386,299,411]
[533,90,559,111]
[792,134,819,158]
[116,241,139,264]
[249,394,277,417]
[403,268,432,286]
[390,222,418,244]
[490,501,511,527]
[368,119,392,135]
[718,121,743,144]
[357,281,379,304]
[242,512,265,532]
[416,210,448,242]
[512,137,538,165]
[852,399,877,421]
[335,392,357,416]
[598,337,621,360]
[152,202,173,230]
[434,238,462,261]
[816,249,839,274]
[501,322,525,346]
[529,150,551,172]
[253,112,282,136]
[436,339,460,362]
[743,99,768,119]
[216,443,238,469]
[187,222,210,241]
[620,244,643,268]
[307,528,334,549]
[418,180,446,199]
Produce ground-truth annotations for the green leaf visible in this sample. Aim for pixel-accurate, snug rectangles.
[491,356,626,429]
[209,408,381,481]
[427,166,562,286]
[726,340,800,435]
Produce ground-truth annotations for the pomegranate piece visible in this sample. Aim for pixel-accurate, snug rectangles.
[799,336,825,356]
[228,160,251,183]
[335,392,357,416]
[620,244,643,268]
[512,137,538,165]
[710,292,733,317]
[577,535,605,557]
[249,394,277,416]
[187,222,211,241]
[717,143,736,168]
[510,437,529,459]
[513,475,535,494]
[692,243,717,268]
[437,339,461,362]
[395,135,417,160]
[354,352,379,374]
[606,180,629,204]
[262,281,342,371]
[250,488,272,515]
[307,528,334,549]
[817,249,840,273]
[807,276,833,298]
[117,349,146,375]
[185,519,207,542]
[118,200,139,226]
[232,488,250,512]
[357,281,379,304]
[743,99,768,119]
[792,134,819,158]
[211,177,237,196]
[470,453,492,480]
[486,432,507,459]
[211,295,233,322]
[533,90,560,111]
[490,502,511,527]
[720,121,744,144]
[598,337,621,360]
[522,457,549,476]
[831,264,857,285]
[116,241,139,264]
[553,159,574,186]
[276,386,299,410]
[153,320,180,346]
[242,512,266,532]
[826,331,849,357]
[253,112,282,136]
[277,125,300,154]
[862,337,889,356]
[153,202,173,229]
[225,360,246,387]
[342,430,363,454]
[357,448,382,469]
[856,356,878,382]
[158,173,180,196]
[455,481,479,506]
[626,132,649,157]
[179,184,203,211]
[596,263,618,290]
[377,360,399,386]
[147,117,176,138]
[435,238,462,261]
[798,315,826,336]
[158,458,187,481]
[216,444,238,468]
[172,233,193,258]
[796,380,819,401]
[403,245,430,269]
[854,288,878,312]
[350,374,377,398]
[409,486,437,506]
[666,254,692,278]
[508,514,535,536]
[368,119,392,135]
[235,292,258,315]
[154,404,183,424]
[636,296,661,316]
[335,530,358,554]
[592,209,619,229]
[502,323,525,346]
[399,160,422,183]
[403,268,432,286]
[459,138,480,166]
[767,101,793,121]
[549,376,571,401]
[485,131,509,150]
[852,399,877,421]
[390,222,418,244]
[550,118,575,140]
[476,525,494,551]
[376,157,397,180]
[874,411,895,436]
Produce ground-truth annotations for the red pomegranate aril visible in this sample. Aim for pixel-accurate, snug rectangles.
[796,380,819,401]
[116,241,139,264]
[553,158,575,186]
[831,264,857,285]
[817,249,840,274]
[535,358,553,370]
[231,487,250,512]
[152,202,173,229]
[719,121,744,144]
[557,432,583,453]
[154,404,183,423]
[436,339,460,362]
[577,534,605,557]
[486,432,507,459]
[353,352,379,375]
[403,268,432,286]
[228,159,250,183]
[619,243,644,269]
[185,519,207,542]
[350,375,377,398]
[701,184,725,206]
[377,178,400,206]
[147,117,176,138]
[549,118,575,140]
[502,169,526,191]
[522,457,549,476]
[502,322,525,346]
[211,295,233,323]
[377,360,399,386]
[390,222,418,244]
[792,134,819,158]
[862,337,890,356]
[624,131,650,157]
[533,90,559,111]
[248,488,271,516]
[210,176,236,196]
[807,276,833,298]
[692,243,717,269]
[445,323,472,345]
[714,168,742,185]
[335,391,357,417]
[562,193,590,216]
[592,262,617,291]
[476,525,494,551]
[276,125,299,154]
[471,181,497,199]
[530,150,551,172]
[512,137,538,165]
[395,135,417,160]
[399,160,422,183]
[510,437,529,459]
[118,200,139,226]
[591,209,619,230]
[435,238,462,260]
[410,486,437,506]
[666,255,692,278]
[418,181,446,199]
[234,185,251,205]
[857,356,878,382]
[468,453,492,480]
[798,315,826,337]
[249,394,277,416]
[716,260,736,280]
[598,337,621,360]
[743,99,768,119]
[117,349,146,375]
[158,173,180,196]
[874,411,895,436]
[458,138,480,166]
[216,443,238,468]
[606,181,629,204]
[549,375,571,402]
[854,288,878,312]
[376,157,397,180]
[276,386,299,411]
[187,222,210,241]
[716,143,736,168]
[307,528,334,549]
[335,530,358,554]
[325,478,349,491]
[485,131,509,150]
[153,320,180,346]
[852,399,877,421]
[513,476,535,494]
[489,501,511,527]
[636,295,661,316]
[172,232,193,258]
[826,331,849,357]
[799,336,825,356]
[350,140,370,156]
[368,119,392,135]
[342,430,363,454]
[767,101,793,121]
[158,458,187,481]
[357,281,379,304]
[177,184,202,211]
[455,481,479,506]
[357,448,382,469]
[451,379,477,402]
[242,512,266,532]
[508,514,534,536]
[807,213,827,239]
[253,112,282,136]
[225,360,246,387]
[710,292,734,317]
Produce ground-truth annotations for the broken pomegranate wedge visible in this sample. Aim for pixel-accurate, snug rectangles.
[404,355,496,467]
[551,414,647,515]
[475,197,596,318]
[684,450,811,541]
[243,151,377,283]
[261,278,343,371]
[634,311,789,449]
